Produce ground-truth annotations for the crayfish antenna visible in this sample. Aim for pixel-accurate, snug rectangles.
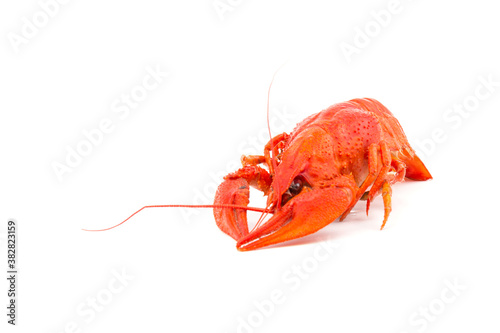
[250,201,274,233]
[82,204,269,232]
[266,60,288,212]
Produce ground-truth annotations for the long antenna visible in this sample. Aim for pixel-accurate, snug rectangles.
[250,61,289,232]
[82,204,269,232]
[267,60,288,211]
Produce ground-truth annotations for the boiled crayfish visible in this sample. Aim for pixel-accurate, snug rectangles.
[213,98,432,251]
[86,98,432,251]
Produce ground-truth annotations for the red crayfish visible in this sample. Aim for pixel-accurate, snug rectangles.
[213,98,432,251]
[86,98,431,252]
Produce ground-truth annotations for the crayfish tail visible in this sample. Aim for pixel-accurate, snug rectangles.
[401,152,433,181]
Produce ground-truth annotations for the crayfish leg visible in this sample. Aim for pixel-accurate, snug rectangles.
[366,141,392,208]
[241,155,266,167]
[380,181,392,230]
[362,141,396,230]
[339,143,379,221]
[365,142,399,230]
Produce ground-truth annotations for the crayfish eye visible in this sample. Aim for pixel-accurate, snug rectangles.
[288,177,303,195]
[281,176,306,206]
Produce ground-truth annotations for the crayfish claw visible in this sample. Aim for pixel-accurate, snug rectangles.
[214,178,250,241]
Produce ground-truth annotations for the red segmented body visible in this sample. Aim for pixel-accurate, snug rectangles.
[214,98,432,251]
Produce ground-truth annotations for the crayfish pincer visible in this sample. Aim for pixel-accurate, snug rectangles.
[214,98,432,251]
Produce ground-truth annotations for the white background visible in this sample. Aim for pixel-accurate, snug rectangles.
[1,0,499,332]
